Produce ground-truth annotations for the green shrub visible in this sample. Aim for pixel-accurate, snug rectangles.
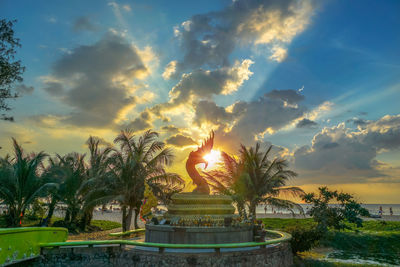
[286,226,323,254]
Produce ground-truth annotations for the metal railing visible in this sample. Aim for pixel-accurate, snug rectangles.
[40,230,291,254]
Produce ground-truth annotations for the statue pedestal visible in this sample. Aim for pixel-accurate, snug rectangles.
[145,193,254,244]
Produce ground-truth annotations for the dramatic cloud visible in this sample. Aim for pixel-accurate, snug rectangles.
[294,114,400,183]
[155,59,253,112]
[14,84,34,95]
[229,90,306,141]
[42,33,151,127]
[296,118,317,128]
[43,82,64,97]
[171,0,314,74]
[124,111,152,132]
[193,100,234,127]
[72,16,98,32]
[190,89,307,144]
[346,117,369,127]
[166,134,197,147]
[161,125,181,134]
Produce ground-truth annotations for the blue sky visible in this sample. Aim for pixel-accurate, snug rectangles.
[1,0,400,203]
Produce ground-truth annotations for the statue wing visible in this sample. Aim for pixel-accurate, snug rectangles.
[195,131,214,156]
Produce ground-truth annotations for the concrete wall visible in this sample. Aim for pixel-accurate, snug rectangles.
[145,225,254,244]
[29,243,293,267]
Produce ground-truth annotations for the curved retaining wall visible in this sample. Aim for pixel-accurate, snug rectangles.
[33,243,293,267]
[145,225,253,244]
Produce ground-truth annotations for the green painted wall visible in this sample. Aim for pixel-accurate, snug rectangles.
[0,227,68,266]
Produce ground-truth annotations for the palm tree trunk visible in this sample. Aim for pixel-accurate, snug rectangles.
[133,206,140,229]
[64,209,70,223]
[249,202,257,219]
[44,198,57,226]
[125,206,134,231]
[122,206,127,232]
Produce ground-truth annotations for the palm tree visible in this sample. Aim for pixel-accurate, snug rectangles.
[0,138,55,226]
[85,129,184,231]
[240,143,304,218]
[41,156,68,226]
[203,152,248,219]
[205,143,304,219]
[80,136,113,229]
[55,153,87,225]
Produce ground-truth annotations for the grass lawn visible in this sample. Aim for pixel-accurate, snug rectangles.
[0,215,121,232]
[262,218,400,266]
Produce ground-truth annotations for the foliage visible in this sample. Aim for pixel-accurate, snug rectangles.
[303,186,370,232]
[85,129,184,231]
[286,225,323,254]
[263,217,400,266]
[204,151,248,219]
[25,199,46,220]
[0,19,25,121]
[262,218,322,254]
[140,183,158,218]
[0,139,55,226]
[206,143,304,219]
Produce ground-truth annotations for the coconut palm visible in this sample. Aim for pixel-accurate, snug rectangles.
[55,153,87,225]
[79,136,113,229]
[0,138,55,226]
[206,143,304,219]
[203,151,248,219]
[86,129,184,231]
[240,143,304,218]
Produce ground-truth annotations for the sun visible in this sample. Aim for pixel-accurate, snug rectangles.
[203,149,222,169]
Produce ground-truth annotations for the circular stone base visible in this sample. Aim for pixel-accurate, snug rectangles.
[145,225,253,244]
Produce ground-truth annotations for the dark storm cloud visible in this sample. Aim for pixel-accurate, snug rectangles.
[296,118,317,128]
[72,16,98,32]
[166,134,197,147]
[43,33,147,127]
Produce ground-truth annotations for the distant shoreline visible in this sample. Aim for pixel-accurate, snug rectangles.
[256,213,400,221]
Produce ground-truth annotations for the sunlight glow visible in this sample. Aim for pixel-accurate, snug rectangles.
[203,149,222,169]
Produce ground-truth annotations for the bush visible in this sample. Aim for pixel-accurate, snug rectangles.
[303,187,369,232]
[286,225,324,254]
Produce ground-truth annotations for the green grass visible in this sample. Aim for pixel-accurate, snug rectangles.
[262,218,317,231]
[90,220,121,231]
[0,215,121,232]
[294,257,384,267]
[262,218,400,266]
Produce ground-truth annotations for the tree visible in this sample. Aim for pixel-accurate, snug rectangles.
[303,186,370,232]
[240,143,304,218]
[0,19,25,121]
[204,151,248,219]
[55,153,87,226]
[0,139,55,226]
[80,136,113,230]
[206,143,304,219]
[86,129,184,231]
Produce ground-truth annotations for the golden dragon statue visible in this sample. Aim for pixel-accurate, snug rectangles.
[185,131,214,194]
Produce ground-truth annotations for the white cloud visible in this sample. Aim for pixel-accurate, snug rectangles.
[294,114,400,183]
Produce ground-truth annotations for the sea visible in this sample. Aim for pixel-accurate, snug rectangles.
[256,203,400,216]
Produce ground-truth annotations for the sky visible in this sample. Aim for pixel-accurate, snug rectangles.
[1,0,400,203]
